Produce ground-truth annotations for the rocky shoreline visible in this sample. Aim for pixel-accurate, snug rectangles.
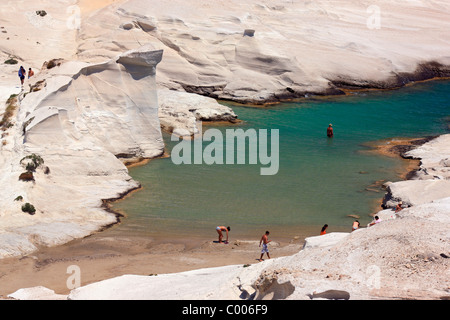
[185,63,450,105]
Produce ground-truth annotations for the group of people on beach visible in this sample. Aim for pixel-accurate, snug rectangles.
[319,218,378,235]
[319,201,405,235]
[18,66,34,86]
[215,204,403,262]
[216,226,271,262]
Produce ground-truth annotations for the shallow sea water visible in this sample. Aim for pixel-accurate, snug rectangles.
[109,80,450,241]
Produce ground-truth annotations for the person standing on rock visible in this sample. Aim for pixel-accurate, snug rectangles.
[320,224,328,235]
[216,226,230,244]
[18,66,26,86]
[259,231,271,261]
[327,124,334,137]
[28,68,34,79]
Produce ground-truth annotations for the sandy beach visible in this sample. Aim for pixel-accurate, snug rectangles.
[0,229,304,297]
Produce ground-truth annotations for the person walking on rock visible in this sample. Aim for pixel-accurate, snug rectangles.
[18,66,26,86]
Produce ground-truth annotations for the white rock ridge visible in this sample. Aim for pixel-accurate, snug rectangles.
[158,89,238,137]
[76,0,450,104]
[0,45,164,258]
[382,135,450,210]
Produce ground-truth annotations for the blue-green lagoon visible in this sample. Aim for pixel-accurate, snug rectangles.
[109,80,450,241]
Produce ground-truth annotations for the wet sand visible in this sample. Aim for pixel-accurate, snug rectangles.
[0,231,304,297]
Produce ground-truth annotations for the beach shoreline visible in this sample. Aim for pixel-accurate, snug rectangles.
[0,130,437,298]
[0,228,305,297]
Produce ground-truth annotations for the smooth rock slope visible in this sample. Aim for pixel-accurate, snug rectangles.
[76,0,450,103]
[0,45,164,258]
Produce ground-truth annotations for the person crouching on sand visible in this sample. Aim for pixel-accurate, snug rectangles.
[216,226,230,243]
[259,231,271,261]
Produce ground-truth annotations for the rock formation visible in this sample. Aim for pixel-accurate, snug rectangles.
[75,0,450,104]
[0,45,164,258]
[158,89,238,136]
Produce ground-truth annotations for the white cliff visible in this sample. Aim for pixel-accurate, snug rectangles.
[0,0,239,259]
[75,0,450,103]
[0,45,164,258]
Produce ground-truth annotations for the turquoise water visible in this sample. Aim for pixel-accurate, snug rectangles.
[110,80,450,240]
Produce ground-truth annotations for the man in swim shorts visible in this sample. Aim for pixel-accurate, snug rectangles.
[259,231,271,261]
[216,226,230,243]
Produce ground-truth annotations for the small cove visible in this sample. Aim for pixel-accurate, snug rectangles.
[109,80,450,241]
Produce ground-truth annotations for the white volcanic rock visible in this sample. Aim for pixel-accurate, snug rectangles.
[67,265,249,300]
[302,232,349,250]
[21,49,164,159]
[0,45,164,258]
[158,89,238,136]
[0,0,79,68]
[8,286,67,300]
[405,134,450,180]
[382,134,450,209]
[383,180,450,208]
[75,0,450,103]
